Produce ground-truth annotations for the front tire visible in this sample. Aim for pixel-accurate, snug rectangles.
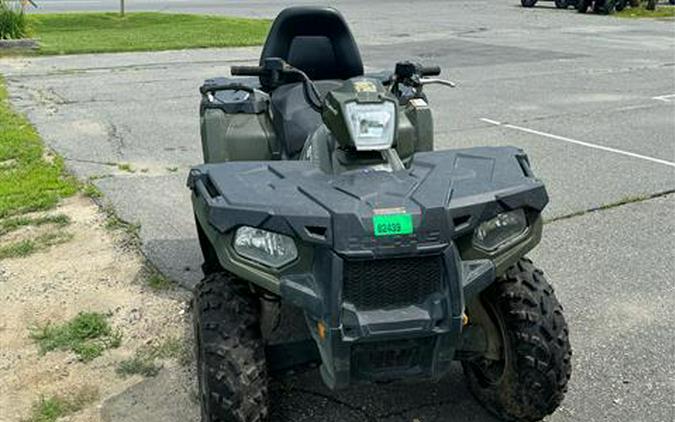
[554,0,570,8]
[194,272,268,422]
[462,259,572,422]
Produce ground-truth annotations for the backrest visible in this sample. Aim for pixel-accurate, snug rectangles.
[260,7,364,84]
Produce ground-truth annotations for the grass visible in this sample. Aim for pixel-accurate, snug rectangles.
[0,213,69,235]
[617,4,675,17]
[81,181,102,199]
[0,230,73,259]
[30,312,122,362]
[103,204,140,236]
[116,336,188,377]
[116,163,134,173]
[24,388,98,422]
[147,271,173,290]
[0,77,78,218]
[26,12,270,55]
[0,0,29,40]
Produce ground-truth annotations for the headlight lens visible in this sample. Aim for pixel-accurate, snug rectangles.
[233,226,297,268]
[473,209,528,252]
[345,101,396,151]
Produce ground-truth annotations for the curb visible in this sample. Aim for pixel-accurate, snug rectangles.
[0,39,38,50]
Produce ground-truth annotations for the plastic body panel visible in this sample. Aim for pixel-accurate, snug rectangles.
[188,146,548,388]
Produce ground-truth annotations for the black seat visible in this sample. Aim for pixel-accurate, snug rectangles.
[260,6,364,82]
[261,7,364,158]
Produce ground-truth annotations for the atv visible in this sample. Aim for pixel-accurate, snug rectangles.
[189,6,572,422]
[521,0,579,8]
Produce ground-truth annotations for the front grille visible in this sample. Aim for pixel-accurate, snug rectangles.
[342,255,443,310]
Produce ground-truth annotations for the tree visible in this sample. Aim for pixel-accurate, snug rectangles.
[645,0,656,10]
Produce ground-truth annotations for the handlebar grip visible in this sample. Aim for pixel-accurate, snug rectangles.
[420,65,441,77]
[231,65,264,76]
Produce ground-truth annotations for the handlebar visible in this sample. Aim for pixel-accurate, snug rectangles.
[419,65,441,77]
[231,65,264,76]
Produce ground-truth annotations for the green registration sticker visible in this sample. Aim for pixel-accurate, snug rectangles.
[373,214,414,237]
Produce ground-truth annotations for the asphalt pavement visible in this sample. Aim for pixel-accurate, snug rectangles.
[1,0,674,421]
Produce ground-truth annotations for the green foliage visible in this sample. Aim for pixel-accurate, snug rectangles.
[103,204,140,236]
[24,388,98,422]
[0,77,78,218]
[116,353,162,377]
[29,312,122,362]
[0,213,70,235]
[147,271,173,290]
[116,337,188,377]
[618,4,675,17]
[0,230,73,259]
[116,162,134,173]
[81,182,102,198]
[0,0,29,40]
[27,12,270,55]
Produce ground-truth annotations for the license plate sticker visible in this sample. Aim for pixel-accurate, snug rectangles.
[373,214,413,237]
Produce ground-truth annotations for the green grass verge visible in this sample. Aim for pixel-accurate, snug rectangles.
[27,12,270,55]
[0,77,78,218]
[24,388,98,422]
[30,312,122,362]
[617,5,675,18]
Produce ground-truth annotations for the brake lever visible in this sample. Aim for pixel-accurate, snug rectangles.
[420,78,457,88]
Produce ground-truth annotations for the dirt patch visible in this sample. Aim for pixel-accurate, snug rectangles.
[0,195,193,421]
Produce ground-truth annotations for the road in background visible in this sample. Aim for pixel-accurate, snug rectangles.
[1,1,673,420]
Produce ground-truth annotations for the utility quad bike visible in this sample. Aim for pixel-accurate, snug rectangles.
[189,7,571,422]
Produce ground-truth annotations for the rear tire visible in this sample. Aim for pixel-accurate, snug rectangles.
[595,0,616,14]
[521,0,538,7]
[462,258,572,422]
[555,0,570,8]
[577,0,592,12]
[194,272,268,422]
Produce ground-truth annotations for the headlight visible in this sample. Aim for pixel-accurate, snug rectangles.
[345,101,396,151]
[472,209,528,252]
[233,226,297,268]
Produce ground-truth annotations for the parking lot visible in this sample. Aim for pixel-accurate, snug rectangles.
[1,0,673,420]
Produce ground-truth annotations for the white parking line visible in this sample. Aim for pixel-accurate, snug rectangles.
[653,94,675,103]
[480,118,675,168]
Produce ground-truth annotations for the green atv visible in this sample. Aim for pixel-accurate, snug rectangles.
[189,6,572,422]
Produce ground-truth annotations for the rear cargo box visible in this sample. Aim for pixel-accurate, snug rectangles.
[200,77,279,163]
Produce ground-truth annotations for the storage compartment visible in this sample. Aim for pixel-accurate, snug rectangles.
[200,77,279,163]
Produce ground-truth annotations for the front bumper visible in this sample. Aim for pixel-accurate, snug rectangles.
[280,244,494,389]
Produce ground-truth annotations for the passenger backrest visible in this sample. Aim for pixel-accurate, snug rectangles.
[259,7,364,85]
